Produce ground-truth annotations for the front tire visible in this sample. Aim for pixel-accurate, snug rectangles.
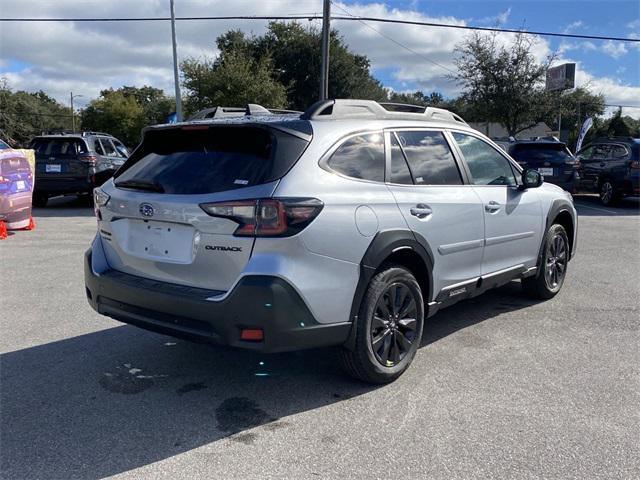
[522,224,569,299]
[339,264,424,384]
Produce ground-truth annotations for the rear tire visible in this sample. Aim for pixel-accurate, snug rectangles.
[522,224,569,300]
[32,192,48,208]
[599,179,618,206]
[339,264,424,384]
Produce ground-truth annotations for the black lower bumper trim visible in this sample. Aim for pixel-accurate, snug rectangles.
[84,250,350,353]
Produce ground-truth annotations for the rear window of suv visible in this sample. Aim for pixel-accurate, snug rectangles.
[114,126,310,195]
[31,138,88,156]
[511,144,573,164]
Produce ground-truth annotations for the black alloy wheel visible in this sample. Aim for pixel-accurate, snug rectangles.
[370,283,419,367]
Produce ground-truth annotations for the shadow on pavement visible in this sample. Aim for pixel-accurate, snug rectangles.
[32,195,95,218]
[573,194,640,217]
[1,281,535,479]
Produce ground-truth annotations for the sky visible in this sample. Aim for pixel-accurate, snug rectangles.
[1,0,639,117]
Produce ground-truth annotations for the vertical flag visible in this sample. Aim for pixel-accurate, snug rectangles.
[575,117,593,153]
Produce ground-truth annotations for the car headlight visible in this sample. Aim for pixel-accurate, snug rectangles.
[94,188,110,207]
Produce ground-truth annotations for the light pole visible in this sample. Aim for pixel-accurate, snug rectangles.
[319,0,331,101]
[170,0,183,122]
[70,92,83,132]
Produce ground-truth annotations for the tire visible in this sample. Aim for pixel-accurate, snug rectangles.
[339,264,424,384]
[599,179,618,206]
[32,192,48,208]
[522,224,569,300]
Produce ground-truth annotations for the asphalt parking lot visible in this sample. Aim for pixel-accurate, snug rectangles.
[1,195,639,479]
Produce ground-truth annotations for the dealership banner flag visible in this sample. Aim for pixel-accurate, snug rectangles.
[575,117,593,153]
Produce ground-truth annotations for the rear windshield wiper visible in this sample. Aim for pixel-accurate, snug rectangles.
[115,179,165,193]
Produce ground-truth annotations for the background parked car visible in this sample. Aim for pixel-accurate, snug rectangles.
[576,137,640,206]
[0,143,33,229]
[29,132,129,207]
[494,138,580,193]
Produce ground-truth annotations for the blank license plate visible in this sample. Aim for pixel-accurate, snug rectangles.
[126,220,194,263]
[16,180,26,190]
[538,168,554,176]
[46,164,61,173]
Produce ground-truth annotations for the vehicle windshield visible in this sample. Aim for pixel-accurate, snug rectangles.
[0,139,10,150]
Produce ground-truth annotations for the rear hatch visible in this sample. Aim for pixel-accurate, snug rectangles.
[99,122,311,292]
[0,153,32,195]
[33,137,91,179]
[511,143,577,182]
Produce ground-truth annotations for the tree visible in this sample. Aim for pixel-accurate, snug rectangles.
[0,79,71,146]
[181,46,287,114]
[80,86,174,147]
[388,91,444,107]
[453,31,552,136]
[81,91,146,147]
[181,22,389,112]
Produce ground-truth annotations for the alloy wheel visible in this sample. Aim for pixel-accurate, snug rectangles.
[370,282,418,367]
[600,181,613,205]
[544,233,567,290]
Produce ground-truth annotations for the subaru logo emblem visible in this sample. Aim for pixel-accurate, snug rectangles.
[139,203,154,218]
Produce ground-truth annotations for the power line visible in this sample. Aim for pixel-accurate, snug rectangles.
[1,14,638,43]
[331,2,457,75]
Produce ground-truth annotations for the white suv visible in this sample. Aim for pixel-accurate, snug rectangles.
[85,100,577,383]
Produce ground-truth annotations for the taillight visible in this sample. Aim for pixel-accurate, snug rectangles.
[630,160,640,169]
[565,159,580,169]
[0,176,9,184]
[200,198,323,237]
[80,155,97,165]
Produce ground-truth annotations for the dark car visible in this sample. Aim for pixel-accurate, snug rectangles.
[576,137,640,206]
[0,148,33,229]
[495,139,580,193]
[29,132,129,207]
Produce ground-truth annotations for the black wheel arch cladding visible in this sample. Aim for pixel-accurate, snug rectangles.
[344,229,434,350]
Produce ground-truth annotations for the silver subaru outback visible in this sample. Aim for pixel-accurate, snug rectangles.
[85,99,577,383]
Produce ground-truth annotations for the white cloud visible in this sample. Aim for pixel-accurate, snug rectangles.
[601,40,628,59]
[562,21,583,34]
[0,0,638,118]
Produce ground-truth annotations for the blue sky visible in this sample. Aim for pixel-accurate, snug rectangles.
[1,0,638,115]
[371,0,639,88]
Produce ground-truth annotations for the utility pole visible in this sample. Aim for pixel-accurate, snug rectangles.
[319,0,331,101]
[170,0,183,122]
[70,92,83,132]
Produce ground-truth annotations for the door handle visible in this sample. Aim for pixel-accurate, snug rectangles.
[410,204,432,218]
[599,162,606,167]
[485,201,501,213]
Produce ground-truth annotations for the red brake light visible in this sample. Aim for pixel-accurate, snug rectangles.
[200,198,323,237]
[0,176,8,183]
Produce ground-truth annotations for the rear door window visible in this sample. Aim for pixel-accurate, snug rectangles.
[389,134,413,184]
[115,126,309,195]
[327,133,385,182]
[393,130,462,185]
[99,138,118,157]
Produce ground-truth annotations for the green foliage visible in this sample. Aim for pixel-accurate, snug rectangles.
[388,91,444,107]
[182,47,287,114]
[81,91,146,147]
[0,79,71,147]
[81,86,174,147]
[181,22,388,112]
[453,32,550,136]
[583,109,640,145]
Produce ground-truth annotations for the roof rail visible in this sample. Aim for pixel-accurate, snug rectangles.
[81,131,112,137]
[187,105,303,122]
[301,99,468,125]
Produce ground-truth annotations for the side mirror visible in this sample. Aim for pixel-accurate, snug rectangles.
[522,169,543,189]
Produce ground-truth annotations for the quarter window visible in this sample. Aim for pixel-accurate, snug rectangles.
[327,133,385,182]
[394,130,462,185]
[610,145,629,159]
[452,132,516,186]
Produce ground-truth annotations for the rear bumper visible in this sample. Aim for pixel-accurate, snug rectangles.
[0,192,31,224]
[35,176,93,195]
[84,249,351,353]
